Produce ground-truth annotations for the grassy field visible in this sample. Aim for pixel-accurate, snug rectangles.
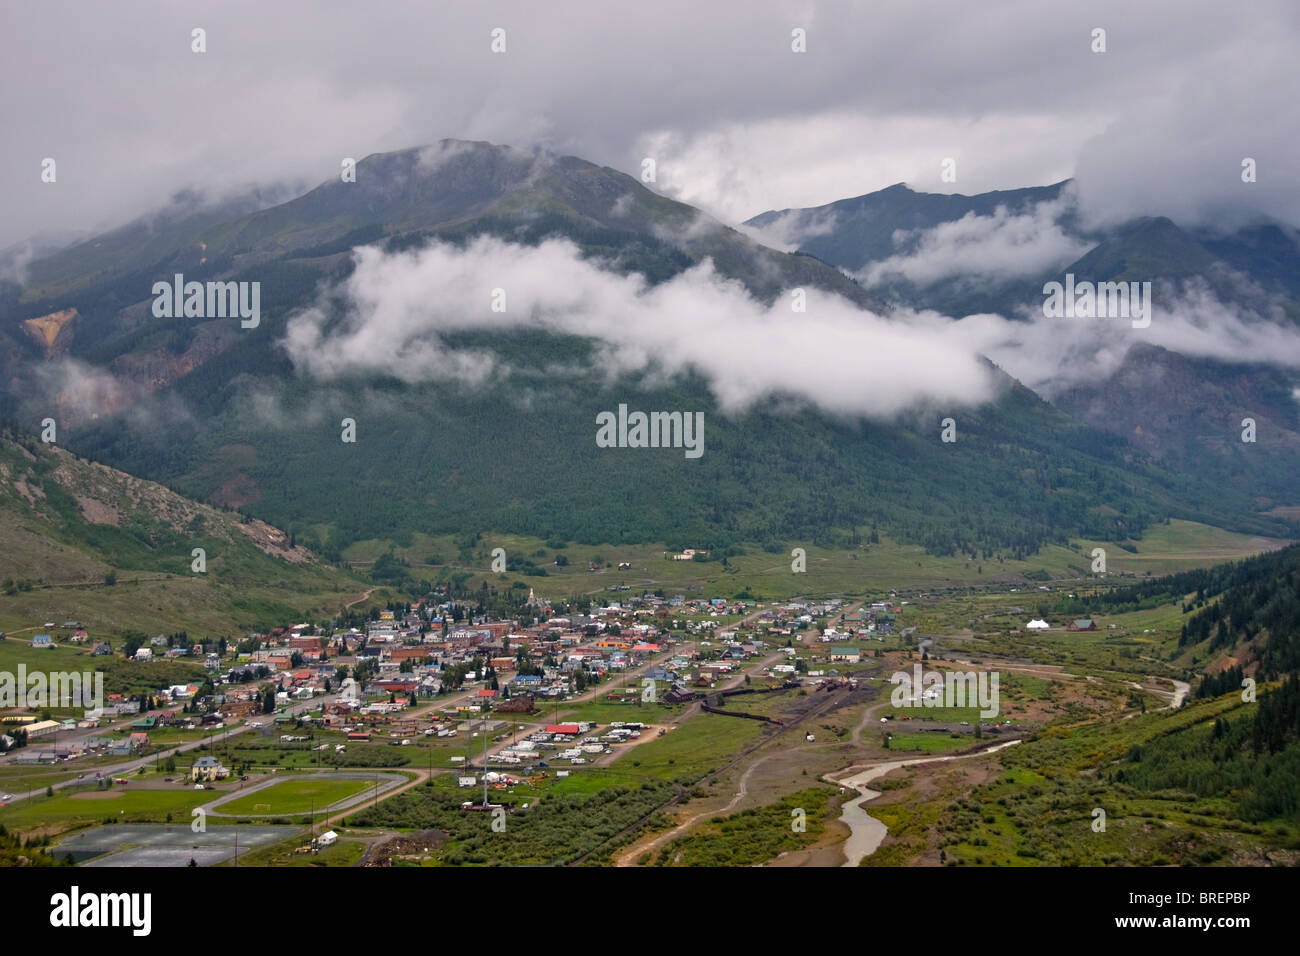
[884,733,973,753]
[862,689,1300,867]
[341,519,1290,600]
[551,699,682,725]
[0,637,89,674]
[0,633,208,697]
[0,766,84,794]
[221,832,366,867]
[0,436,374,636]
[219,776,374,817]
[347,775,679,866]
[0,784,214,836]
[0,572,367,642]
[650,786,839,866]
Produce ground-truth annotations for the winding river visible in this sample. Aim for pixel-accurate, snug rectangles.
[828,739,1022,867]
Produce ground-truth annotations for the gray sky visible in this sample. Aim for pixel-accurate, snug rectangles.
[2,0,1297,251]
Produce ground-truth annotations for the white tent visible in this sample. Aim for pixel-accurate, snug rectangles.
[317,830,338,847]
[1026,619,1050,630]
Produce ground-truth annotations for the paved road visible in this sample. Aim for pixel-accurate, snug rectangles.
[2,691,341,805]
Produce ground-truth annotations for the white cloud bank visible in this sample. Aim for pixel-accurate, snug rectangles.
[282,237,1002,418]
[860,195,1093,286]
[282,236,1300,420]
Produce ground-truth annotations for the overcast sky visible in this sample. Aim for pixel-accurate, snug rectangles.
[2,0,1297,252]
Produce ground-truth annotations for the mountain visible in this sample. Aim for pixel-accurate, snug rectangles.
[1,142,1297,563]
[0,427,364,636]
[1052,343,1300,508]
[746,181,1300,511]
[0,140,883,424]
[3,140,877,324]
[746,180,1074,272]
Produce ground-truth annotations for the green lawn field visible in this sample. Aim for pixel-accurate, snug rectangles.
[219,776,374,817]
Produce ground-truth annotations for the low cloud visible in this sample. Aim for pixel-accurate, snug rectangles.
[0,241,37,286]
[954,278,1300,395]
[281,235,1300,420]
[27,358,132,424]
[20,357,197,437]
[860,194,1092,286]
[740,207,839,253]
[282,236,1001,418]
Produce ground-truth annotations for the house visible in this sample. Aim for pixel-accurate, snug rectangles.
[317,830,338,848]
[128,732,150,752]
[134,647,153,662]
[92,642,112,656]
[191,755,229,782]
[1067,618,1097,632]
[829,645,861,663]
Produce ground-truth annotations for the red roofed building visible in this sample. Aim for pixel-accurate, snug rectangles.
[546,723,580,735]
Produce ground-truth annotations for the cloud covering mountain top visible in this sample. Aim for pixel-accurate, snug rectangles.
[2,0,1296,252]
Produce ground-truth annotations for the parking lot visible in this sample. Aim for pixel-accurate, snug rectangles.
[55,823,291,867]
